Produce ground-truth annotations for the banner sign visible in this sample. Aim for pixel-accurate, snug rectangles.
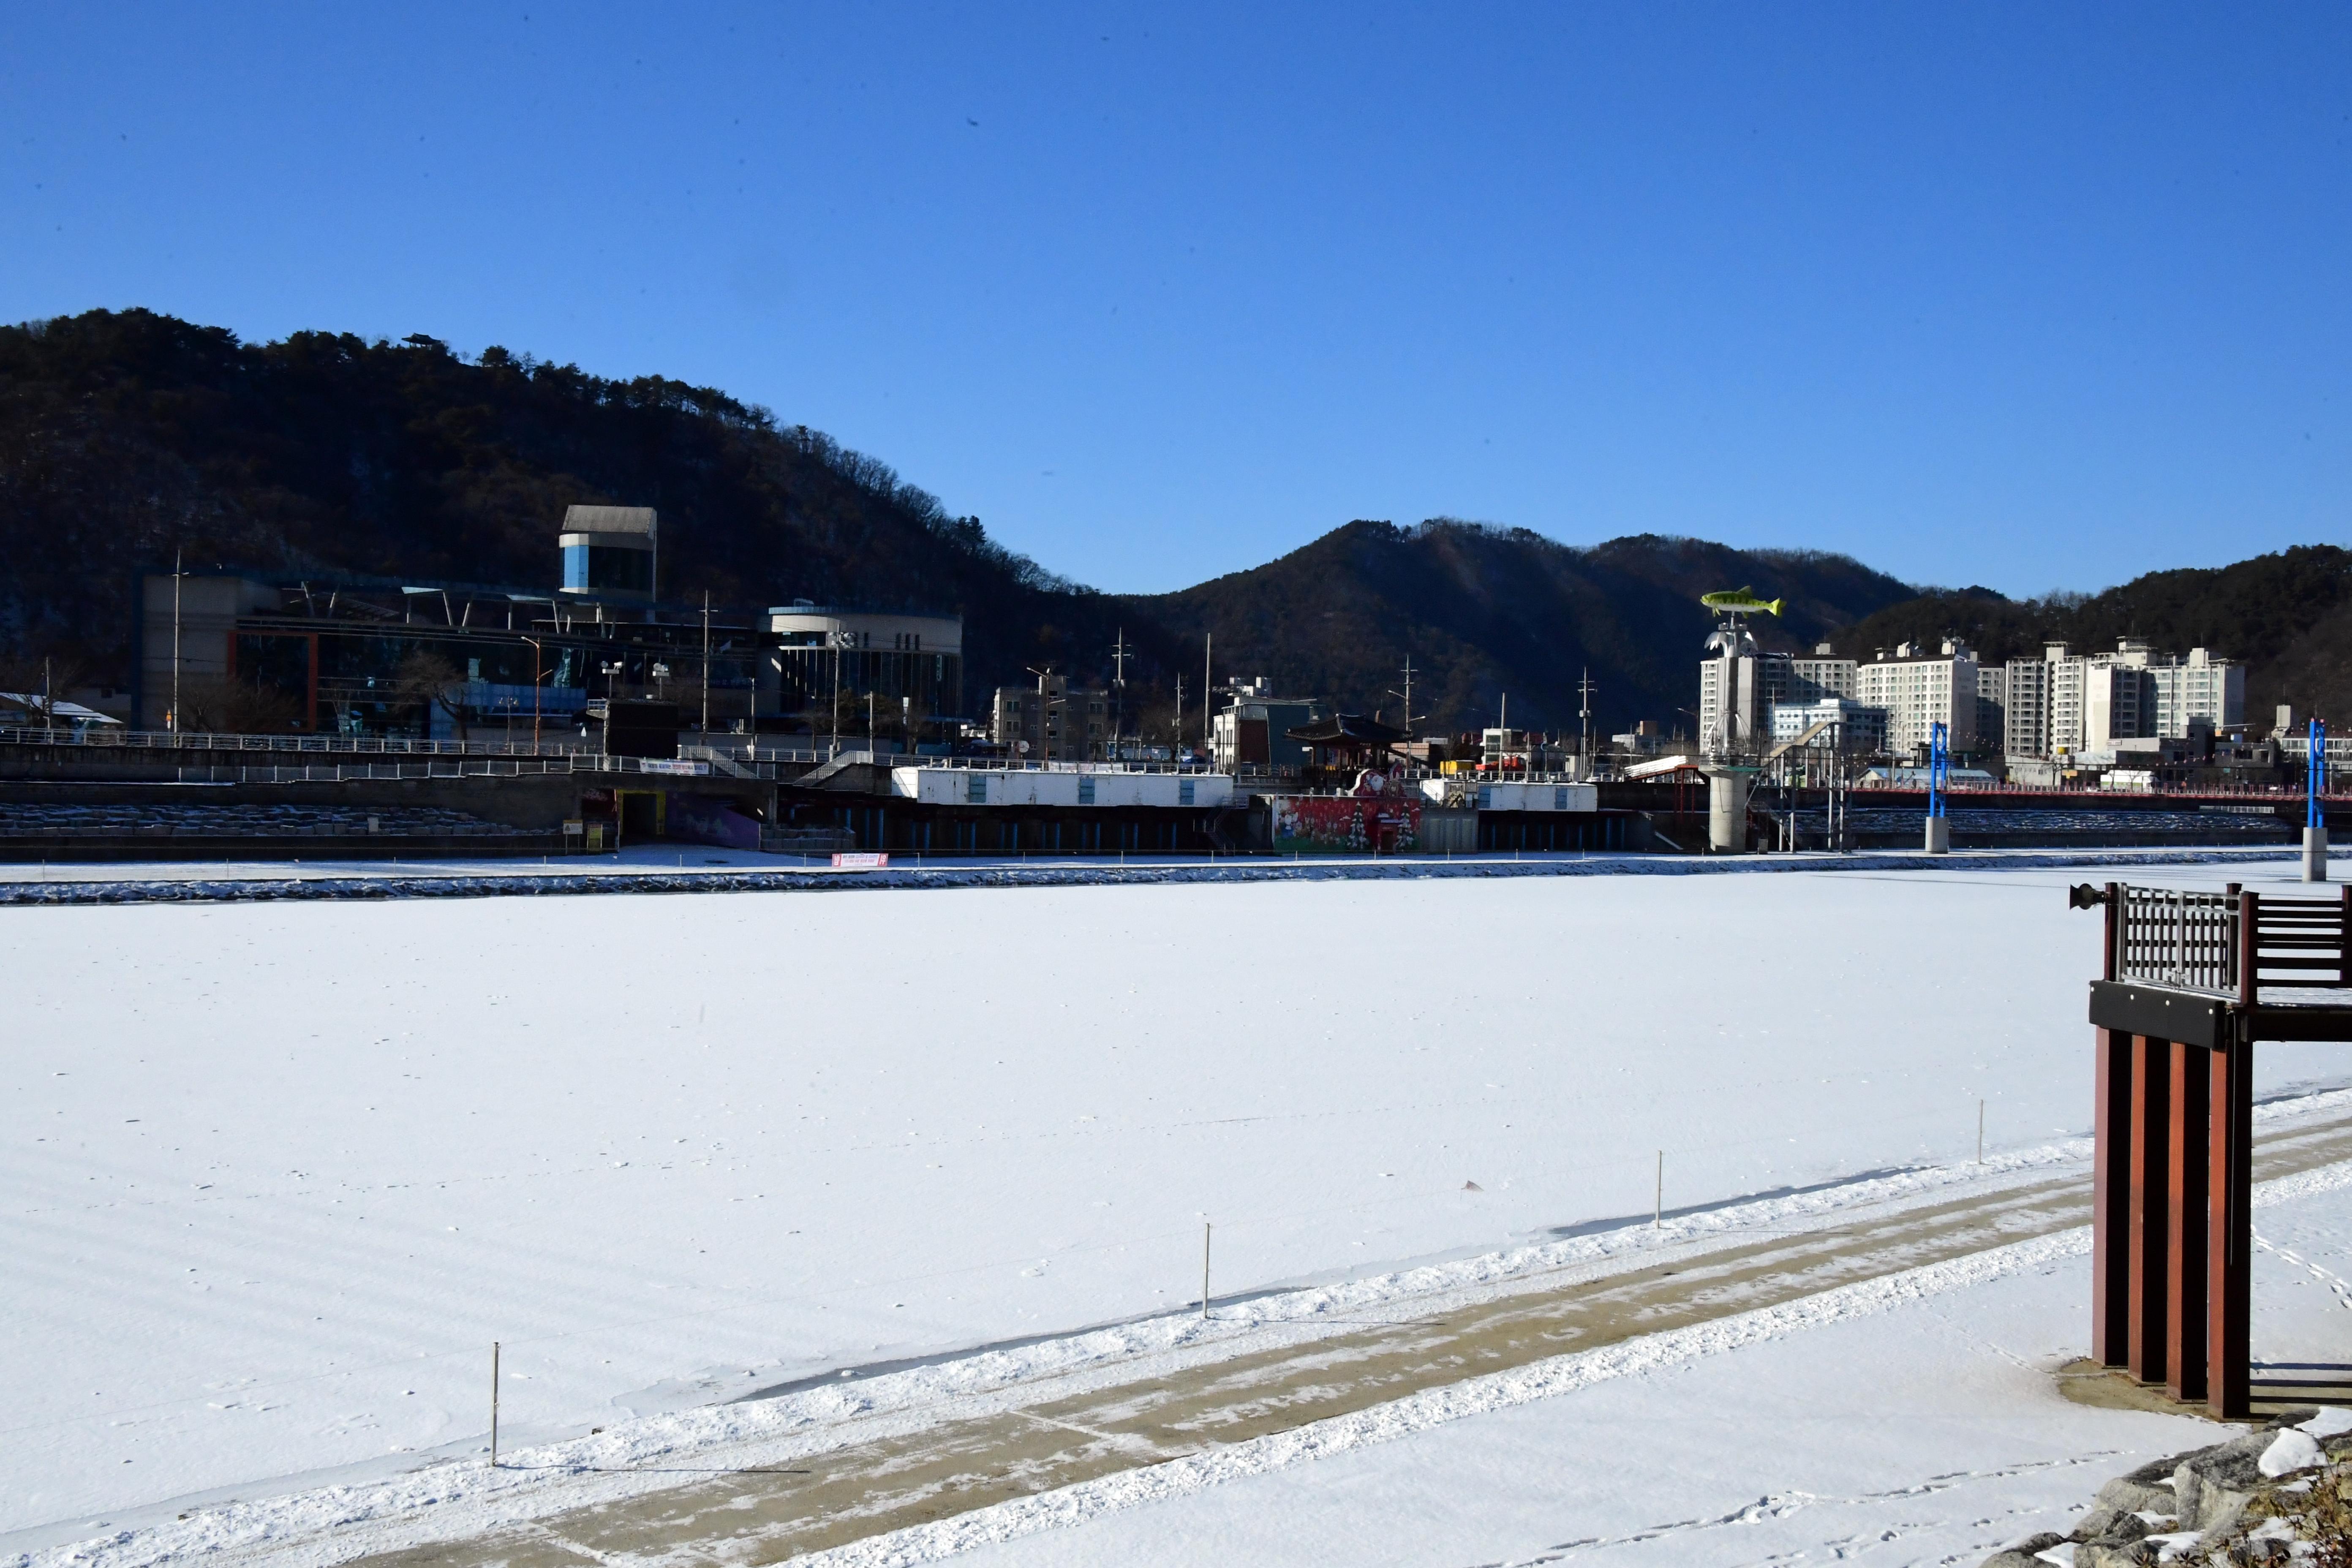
[831,852,890,869]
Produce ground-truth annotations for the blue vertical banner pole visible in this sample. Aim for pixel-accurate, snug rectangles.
[2312,718,2326,831]
[1924,721,1950,854]
[2305,717,2329,882]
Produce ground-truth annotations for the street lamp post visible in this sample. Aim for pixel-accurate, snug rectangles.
[169,547,185,733]
[520,637,545,748]
[1026,665,1054,770]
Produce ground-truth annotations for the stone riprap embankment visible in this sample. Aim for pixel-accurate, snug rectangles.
[1982,1409,2352,1565]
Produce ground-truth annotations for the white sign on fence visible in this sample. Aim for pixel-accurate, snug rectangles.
[635,759,711,776]
[831,852,890,870]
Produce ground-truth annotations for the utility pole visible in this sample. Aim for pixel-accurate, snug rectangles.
[1578,667,1596,774]
[169,547,184,733]
[830,632,845,757]
[1388,656,1424,740]
[1111,627,1130,761]
[700,591,711,737]
[1173,673,1185,768]
[1201,634,1212,766]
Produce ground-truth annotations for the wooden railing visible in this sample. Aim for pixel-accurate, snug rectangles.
[2093,882,2352,997]
[2243,889,2352,993]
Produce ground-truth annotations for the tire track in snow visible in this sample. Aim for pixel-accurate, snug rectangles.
[195,1116,2352,1568]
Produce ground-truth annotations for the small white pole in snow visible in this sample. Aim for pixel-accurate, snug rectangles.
[490,1341,501,1467]
[1202,1222,1212,1319]
[1654,1152,1663,1228]
[1977,1100,1985,1164]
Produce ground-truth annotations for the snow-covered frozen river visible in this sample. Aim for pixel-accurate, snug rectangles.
[5,857,2345,1539]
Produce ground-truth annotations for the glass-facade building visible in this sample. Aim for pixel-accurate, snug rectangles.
[139,574,940,739]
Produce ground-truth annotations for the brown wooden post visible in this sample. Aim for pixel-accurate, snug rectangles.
[2208,890,2257,1420]
[2166,1038,2210,1403]
[2092,1024,2135,1365]
[2128,1032,2171,1383]
[2209,1034,2253,1418]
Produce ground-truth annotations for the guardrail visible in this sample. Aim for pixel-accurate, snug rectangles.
[0,727,594,758]
[218,756,741,784]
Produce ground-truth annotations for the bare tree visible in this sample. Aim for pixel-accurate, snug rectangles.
[394,650,470,739]
[0,648,92,732]
[177,673,302,734]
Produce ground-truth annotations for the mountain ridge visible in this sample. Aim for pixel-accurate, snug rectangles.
[4,307,2342,738]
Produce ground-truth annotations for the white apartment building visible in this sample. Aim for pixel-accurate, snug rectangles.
[1853,640,1979,757]
[1787,646,1859,702]
[2151,647,2246,738]
[1697,639,1858,758]
[2001,640,2242,761]
[1769,696,1885,753]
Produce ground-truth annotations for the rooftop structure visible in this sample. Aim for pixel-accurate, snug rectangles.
[559,505,658,601]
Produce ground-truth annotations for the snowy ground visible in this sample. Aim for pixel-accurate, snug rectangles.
[4,855,2347,1550]
[925,1174,2352,1568]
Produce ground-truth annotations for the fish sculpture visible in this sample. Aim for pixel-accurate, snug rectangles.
[1699,587,1783,616]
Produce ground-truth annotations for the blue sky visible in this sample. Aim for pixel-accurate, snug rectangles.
[4,3,2345,597]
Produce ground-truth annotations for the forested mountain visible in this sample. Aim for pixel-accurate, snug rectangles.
[1123,523,1918,737]
[1,308,2337,739]
[0,308,1171,700]
[1827,547,2352,728]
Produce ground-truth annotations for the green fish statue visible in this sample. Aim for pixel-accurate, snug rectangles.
[1699,587,1783,616]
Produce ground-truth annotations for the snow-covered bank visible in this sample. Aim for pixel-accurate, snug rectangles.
[3,858,2345,1548]
[904,1171,2352,1568]
[0,842,2325,906]
[26,1116,2352,1568]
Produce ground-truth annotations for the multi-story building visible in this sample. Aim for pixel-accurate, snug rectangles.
[991,674,1111,762]
[1768,696,1886,753]
[136,511,895,738]
[2000,640,2241,762]
[1697,638,1858,758]
[767,604,964,731]
[1211,678,1328,772]
[1975,664,2007,757]
[1853,640,1979,758]
[1786,645,1859,703]
[2004,655,2054,759]
[2151,647,2246,739]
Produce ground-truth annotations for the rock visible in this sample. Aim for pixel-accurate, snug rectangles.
[1979,1532,2065,1568]
[2073,1507,2148,1544]
[2090,1471,2180,1519]
[2175,1431,2281,1533]
[2075,1539,2157,1568]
